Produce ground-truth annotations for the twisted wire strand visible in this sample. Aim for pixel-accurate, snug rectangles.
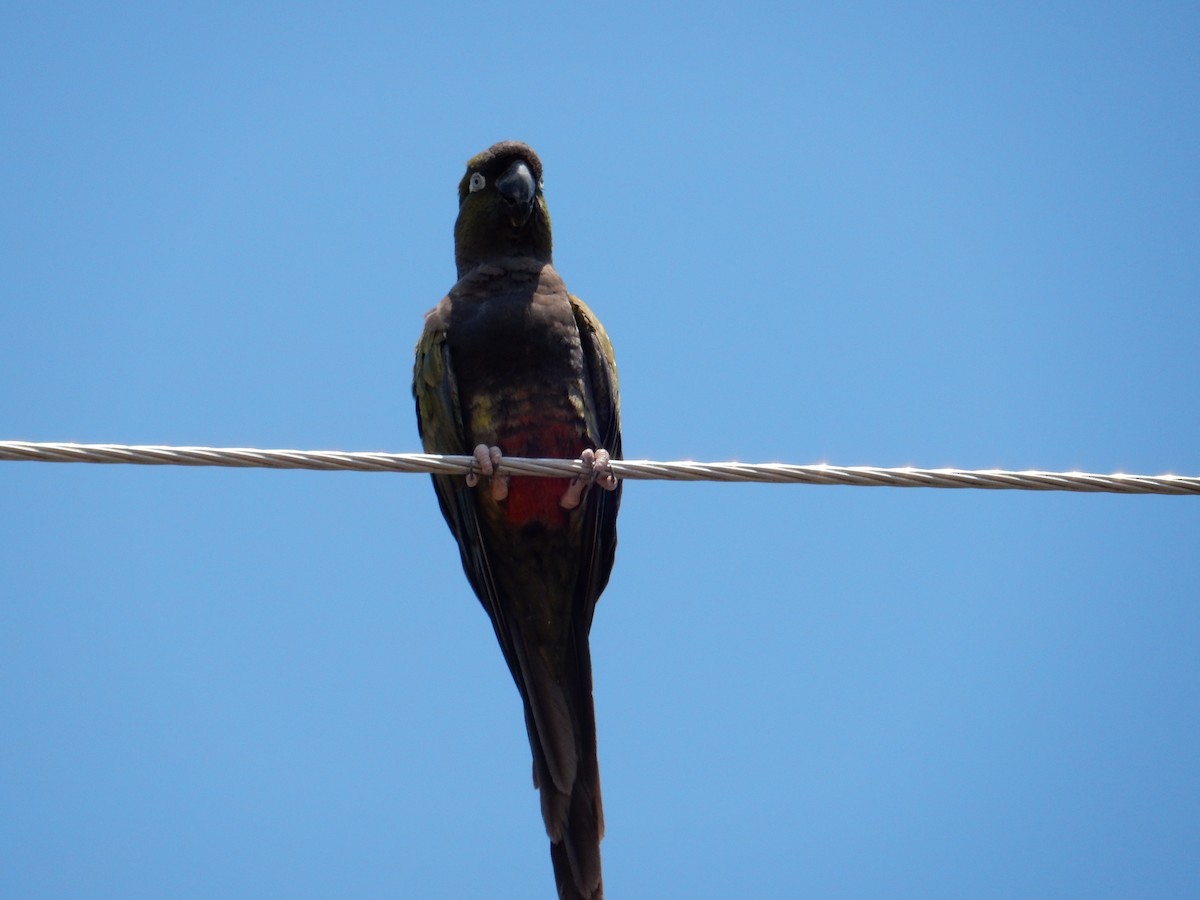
[1,440,1196,495]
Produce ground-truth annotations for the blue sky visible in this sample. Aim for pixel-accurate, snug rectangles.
[2,3,1198,897]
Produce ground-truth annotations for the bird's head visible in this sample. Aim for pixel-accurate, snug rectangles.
[453,141,552,277]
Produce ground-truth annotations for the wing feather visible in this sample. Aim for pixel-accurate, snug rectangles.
[570,295,622,626]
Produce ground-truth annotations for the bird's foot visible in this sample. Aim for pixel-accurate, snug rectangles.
[560,448,618,510]
[465,444,509,501]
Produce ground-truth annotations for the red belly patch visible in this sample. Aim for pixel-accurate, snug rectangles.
[506,476,571,527]
[498,418,584,528]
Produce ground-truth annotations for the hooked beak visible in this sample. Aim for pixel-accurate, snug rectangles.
[495,159,536,226]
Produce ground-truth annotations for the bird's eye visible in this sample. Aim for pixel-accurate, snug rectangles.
[469,172,486,193]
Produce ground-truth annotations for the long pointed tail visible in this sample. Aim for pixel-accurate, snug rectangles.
[521,629,604,899]
[544,698,603,900]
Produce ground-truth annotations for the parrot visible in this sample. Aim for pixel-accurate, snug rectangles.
[412,141,621,900]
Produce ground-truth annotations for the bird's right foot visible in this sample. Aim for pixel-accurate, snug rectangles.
[465,444,509,501]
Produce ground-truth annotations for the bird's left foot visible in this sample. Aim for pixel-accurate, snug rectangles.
[465,444,509,501]
[560,448,617,510]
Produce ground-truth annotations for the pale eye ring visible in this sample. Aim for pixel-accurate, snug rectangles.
[469,172,486,193]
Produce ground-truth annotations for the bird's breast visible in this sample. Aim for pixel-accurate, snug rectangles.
[448,272,592,530]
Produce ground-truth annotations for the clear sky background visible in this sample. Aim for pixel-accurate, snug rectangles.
[2,4,1198,898]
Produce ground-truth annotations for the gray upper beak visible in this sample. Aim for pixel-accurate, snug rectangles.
[496,159,536,224]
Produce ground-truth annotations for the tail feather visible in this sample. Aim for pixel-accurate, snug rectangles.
[523,629,604,899]
[552,827,603,900]
[547,744,603,899]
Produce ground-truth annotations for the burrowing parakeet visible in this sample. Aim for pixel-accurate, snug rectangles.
[413,141,621,900]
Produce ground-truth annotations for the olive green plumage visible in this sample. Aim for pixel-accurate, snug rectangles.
[413,142,621,900]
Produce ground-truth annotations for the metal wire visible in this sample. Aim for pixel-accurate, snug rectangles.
[1,440,1195,495]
